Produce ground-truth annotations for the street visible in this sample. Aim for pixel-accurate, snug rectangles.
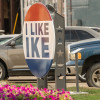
[4,76,88,89]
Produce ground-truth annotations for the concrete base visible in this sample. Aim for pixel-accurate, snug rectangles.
[70,91,88,95]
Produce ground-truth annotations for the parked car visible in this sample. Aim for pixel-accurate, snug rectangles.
[89,27,100,33]
[65,26,100,62]
[66,37,100,87]
[0,26,100,80]
[65,26,100,44]
[0,34,55,80]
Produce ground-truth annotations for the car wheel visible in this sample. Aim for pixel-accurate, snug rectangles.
[86,63,100,87]
[0,62,7,80]
[79,73,86,82]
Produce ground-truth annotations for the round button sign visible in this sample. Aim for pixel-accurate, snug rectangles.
[23,3,55,78]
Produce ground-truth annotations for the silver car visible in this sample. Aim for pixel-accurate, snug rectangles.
[65,26,100,44]
[0,34,55,80]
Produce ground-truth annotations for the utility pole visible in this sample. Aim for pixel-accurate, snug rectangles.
[0,0,4,30]
[57,0,63,16]
[64,0,68,27]
[70,0,72,26]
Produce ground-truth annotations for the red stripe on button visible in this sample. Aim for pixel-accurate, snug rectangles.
[24,3,52,21]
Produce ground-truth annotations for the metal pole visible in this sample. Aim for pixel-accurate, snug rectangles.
[20,0,24,33]
[75,53,79,92]
[57,0,63,16]
[64,0,67,27]
[70,0,72,26]
[37,76,47,89]
[54,12,66,91]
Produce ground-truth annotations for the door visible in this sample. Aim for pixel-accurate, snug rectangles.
[7,36,28,69]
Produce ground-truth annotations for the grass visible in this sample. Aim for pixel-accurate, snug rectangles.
[0,80,37,87]
[67,87,100,100]
[9,83,37,87]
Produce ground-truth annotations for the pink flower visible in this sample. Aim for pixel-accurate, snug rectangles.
[67,91,70,94]
[0,84,73,100]
[32,98,37,100]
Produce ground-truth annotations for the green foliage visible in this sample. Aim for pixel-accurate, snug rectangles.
[68,87,100,100]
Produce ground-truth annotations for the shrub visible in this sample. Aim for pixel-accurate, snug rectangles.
[0,84,73,100]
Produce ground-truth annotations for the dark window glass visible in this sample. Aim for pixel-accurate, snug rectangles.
[65,30,71,42]
[75,30,94,40]
[15,36,22,45]
[0,37,12,45]
[70,30,79,42]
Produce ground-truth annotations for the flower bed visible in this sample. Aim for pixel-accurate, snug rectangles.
[0,84,73,100]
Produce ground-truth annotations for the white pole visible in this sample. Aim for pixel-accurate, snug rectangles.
[64,0,67,27]
[57,0,63,16]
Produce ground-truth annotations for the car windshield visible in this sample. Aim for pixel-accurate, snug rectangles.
[0,37,12,45]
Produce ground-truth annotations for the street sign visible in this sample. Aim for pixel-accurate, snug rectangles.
[23,3,55,78]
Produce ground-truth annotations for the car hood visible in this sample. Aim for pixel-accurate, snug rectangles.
[69,38,100,52]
